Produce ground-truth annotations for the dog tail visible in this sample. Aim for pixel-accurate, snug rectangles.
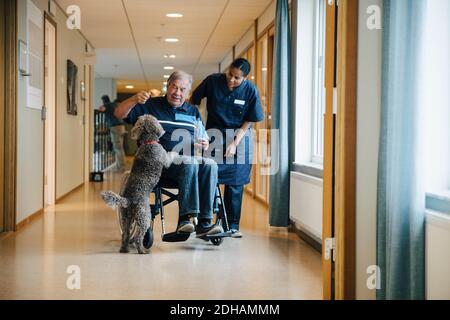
[100,191,129,209]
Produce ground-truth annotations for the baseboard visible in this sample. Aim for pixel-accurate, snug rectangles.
[0,232,14,242]
[16,208,44,231]
[289,219,322,253]
[56,182,85,203]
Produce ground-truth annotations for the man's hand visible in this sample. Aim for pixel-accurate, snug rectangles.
[225,141,237,157]
[194,138,209,151]
[98,105,106,112]
[135,91,151,104]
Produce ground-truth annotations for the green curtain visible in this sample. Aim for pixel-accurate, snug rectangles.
[377,0,426,300]
[269,0,292,227]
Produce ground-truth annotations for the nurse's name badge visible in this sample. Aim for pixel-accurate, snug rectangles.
[234,99,245,106]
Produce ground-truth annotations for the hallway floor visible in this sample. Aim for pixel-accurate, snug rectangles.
[0,171,322,300]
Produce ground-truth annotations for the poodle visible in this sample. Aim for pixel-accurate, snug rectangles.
[101,115,174,254]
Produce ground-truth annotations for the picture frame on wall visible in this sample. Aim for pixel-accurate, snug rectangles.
[67,59,78,115]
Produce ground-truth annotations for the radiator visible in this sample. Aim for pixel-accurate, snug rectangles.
[426,192,450,299]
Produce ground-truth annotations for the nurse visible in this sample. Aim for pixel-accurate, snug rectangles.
[191,58,264,238]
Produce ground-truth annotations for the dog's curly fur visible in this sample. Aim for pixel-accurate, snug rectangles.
[101,115,173,254]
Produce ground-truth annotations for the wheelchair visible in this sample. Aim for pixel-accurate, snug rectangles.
[117,171,231,249]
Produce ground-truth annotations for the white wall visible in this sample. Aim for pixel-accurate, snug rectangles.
[220,50,233,73]
[94,77,116,109]
[235,25,255,57]
[257,0,276,35]
[355,0,383,300]
[219,0,275,69]
[17,0,90,223]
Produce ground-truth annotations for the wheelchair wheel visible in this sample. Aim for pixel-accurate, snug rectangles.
[210,237,223,246]
[143,228,154,249]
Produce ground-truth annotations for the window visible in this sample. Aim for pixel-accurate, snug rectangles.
[294,0,326,170]
[311,0,326,164]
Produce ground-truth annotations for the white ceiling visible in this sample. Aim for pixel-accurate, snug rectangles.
[55,0,273,91]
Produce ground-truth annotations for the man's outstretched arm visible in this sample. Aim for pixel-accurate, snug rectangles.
[114,91,151,119]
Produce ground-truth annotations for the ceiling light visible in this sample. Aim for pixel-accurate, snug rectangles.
[166,13,183,18]
[163,75,170,78]
[164,66,174,70]
[164,54,176,59]
[125,85,134,89]
[163,82,168,85]
[165,38,179,43]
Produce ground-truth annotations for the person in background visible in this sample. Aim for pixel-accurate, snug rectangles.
[190,58,264,238]
[99,95,126,172]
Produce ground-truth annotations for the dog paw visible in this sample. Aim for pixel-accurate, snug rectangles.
[137,248,150,255]
[119,247,129,253]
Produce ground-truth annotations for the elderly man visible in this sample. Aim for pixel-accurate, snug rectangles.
[115,71,222,237]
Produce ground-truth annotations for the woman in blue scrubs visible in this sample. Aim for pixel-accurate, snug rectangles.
[191,58,264,238]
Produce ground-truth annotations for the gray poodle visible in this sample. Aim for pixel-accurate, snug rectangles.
[101,115,174,254]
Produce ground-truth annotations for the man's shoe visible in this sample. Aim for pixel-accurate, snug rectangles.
[230,229,243,238]
[177,217,195,233]
[196,223,224,237]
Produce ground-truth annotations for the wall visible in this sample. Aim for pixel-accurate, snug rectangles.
[219,0,275,69]
[219,50,233,73]
[235,25,255,57]
[355,0,383,300]
[94,77,116,109]
[17,0,89,223]
[257,0,276,35]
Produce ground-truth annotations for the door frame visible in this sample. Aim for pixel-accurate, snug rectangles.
[322,0,358,300]
[334,0,358,300]
[43,13,57,206]
[2,0,18,232]
[0,0,5,232]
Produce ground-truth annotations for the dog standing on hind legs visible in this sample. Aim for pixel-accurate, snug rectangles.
[101,115,175,254]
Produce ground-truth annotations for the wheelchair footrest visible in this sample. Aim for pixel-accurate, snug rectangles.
[162,231,191,242]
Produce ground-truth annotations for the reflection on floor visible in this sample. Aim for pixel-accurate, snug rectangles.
[0,170,322,300]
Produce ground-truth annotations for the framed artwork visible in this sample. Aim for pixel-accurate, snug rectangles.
[67,59,78,115]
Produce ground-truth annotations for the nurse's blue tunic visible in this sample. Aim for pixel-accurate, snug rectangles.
[191,73,264,185]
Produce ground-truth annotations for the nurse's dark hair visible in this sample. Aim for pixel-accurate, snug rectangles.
[167,70,193,90]
[229,58,251,77]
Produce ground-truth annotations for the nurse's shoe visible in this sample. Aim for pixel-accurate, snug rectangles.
[230,229,243,238]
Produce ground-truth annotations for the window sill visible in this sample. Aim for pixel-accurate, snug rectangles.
[292,162,323,179]
[426,190,450,215]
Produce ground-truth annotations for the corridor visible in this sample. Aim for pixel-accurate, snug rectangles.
[0,171,322,300]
